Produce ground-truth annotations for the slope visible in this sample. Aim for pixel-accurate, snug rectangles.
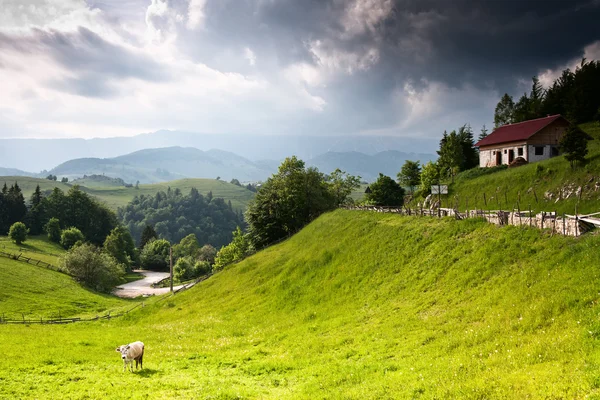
[0,237,137,319]
[0,176,255,211]
[442,122,600,214]
[1,210,599,398]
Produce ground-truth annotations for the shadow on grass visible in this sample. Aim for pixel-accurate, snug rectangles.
[136,368,160,378]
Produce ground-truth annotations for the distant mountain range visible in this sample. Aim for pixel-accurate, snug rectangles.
[0,130,438,173]
[2,146,436,184]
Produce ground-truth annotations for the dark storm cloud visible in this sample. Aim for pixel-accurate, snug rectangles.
[0,27,171,98]
[188,0,600,91]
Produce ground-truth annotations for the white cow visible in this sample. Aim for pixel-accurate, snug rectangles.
[115,341,145,372]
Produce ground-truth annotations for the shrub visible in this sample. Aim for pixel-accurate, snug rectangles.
[174,256,194,282]
[60,227,84,250]
[61,243,125,293]
[45,217,61,243]
[8,222,28,245]
[139,239,171,271]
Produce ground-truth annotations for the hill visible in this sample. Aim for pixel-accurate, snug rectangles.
[307,150,436,182]
[0,236,137,319]
[0,176,255,211]
[1,210,599,398]
[49,147,275,183]
[0,167,36,177]
[425,122,600,215]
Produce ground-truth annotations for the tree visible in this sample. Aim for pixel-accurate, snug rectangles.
[326,168,361,207]
[420,161,441,193]
[494,94,515,128]
[560,124,589,168]
[103,226,137,271]
[45,217,61,242]
[139,239,171,271]
[512,93,531,123]
[61,243,125,293]
[528,76,545,119]
[172,233,200,260]
[245,156,335,248]
[198,244,217,265]
[139,225,158,249]
[478,125,489,141]
[60,227,85,250]
[9,222,28,245]
[397,160,421,194]
[364,173,405,206]
[230,179,241,186]
[437,130,463,180]
[61,177,69,183]
[26,185,45,235]
[213,227,252,271]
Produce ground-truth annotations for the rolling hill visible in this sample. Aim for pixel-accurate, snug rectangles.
[1,210,599,398]
[0,176,255,211]
[49,147,275,183]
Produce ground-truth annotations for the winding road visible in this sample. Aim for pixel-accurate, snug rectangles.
[114,270,185,298]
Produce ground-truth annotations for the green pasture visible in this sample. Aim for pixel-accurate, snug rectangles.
[0,177,255,211]
[0,235,64,266]
[1,210,600,398]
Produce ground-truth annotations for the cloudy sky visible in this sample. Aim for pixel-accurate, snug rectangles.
[0,0,599,142]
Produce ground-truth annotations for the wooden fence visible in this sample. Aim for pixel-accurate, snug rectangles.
[345,205,596,237]
[0,249,61,272]
[0,302,145,325]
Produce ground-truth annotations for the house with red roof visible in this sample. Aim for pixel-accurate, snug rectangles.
[475,114,570,167]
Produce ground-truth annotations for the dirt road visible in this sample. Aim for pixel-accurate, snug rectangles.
[114,270,184,298]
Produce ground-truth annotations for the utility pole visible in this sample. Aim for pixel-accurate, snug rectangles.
[169,246,173,293]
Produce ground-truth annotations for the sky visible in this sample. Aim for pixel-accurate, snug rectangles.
[0,0,599,142]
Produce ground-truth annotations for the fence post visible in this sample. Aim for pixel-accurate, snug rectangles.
[563,213,566,236]
[483,192,487,206]
[552,210,557,236]
[541,212,544,230]
[575,205,579,237]
[529,205,532,228]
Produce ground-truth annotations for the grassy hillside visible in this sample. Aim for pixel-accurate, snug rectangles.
[0,176,255,211]
[0,237,137,319]
[1,210,600,398]
[434,122,600,214]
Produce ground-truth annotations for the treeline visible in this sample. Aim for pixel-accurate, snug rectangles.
[495,59,600,127]
[119,187,244,249]
[0,183,117,243]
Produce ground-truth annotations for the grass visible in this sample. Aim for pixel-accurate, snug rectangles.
[0,238,139,319]
[420,122,600,215]
[0,177,255,211]
[1,209,600,398]
[0,235,64,266]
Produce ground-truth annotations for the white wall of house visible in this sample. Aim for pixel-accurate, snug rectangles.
[479,144,527,167]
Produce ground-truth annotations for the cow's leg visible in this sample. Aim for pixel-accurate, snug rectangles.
[139,354,143,370]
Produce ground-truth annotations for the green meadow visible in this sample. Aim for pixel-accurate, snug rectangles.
[435,122,600,215]
[0,177,255,211]
[0,237,139,319]
[1,210,600,398]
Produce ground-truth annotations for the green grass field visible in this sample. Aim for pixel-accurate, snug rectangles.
[426,122,600,215]
[0,177,255,211]
[1,210,600,398]
[0,237,140,319]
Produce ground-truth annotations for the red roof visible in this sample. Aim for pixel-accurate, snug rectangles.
[475,115,566,147]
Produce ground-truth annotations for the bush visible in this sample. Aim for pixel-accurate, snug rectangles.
[61,243,125,293]
[8,222,29,245]
[45,217,61,243]
[139,239,171,271]
[60,227,85,250]
[174,256,194,282]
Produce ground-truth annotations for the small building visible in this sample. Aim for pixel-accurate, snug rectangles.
[475,114,570,167]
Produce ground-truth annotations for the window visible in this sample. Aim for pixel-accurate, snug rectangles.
[534,146,544,156]
[518,147,523,156]
[492,151,496,155]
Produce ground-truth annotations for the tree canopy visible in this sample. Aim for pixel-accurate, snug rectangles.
[397,160,421,194]
[364,173,405,207]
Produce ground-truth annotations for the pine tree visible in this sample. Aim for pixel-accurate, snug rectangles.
[478,125,489,141]
[494,94,515,128]
[140,225,158,249]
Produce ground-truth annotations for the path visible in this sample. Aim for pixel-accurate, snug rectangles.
[114,270,184,298]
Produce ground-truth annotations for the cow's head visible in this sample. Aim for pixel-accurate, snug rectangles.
[115,345,130,360]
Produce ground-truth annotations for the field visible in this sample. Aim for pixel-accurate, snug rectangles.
[1,210,600,398]
[0,177,255,211]
[0,237,139,319]
[431,122,600,215]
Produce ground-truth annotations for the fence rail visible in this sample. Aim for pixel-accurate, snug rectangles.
[345,205,595,237]
[0,249,61,272]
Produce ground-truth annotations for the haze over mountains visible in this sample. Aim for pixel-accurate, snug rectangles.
[0,131,436,183]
